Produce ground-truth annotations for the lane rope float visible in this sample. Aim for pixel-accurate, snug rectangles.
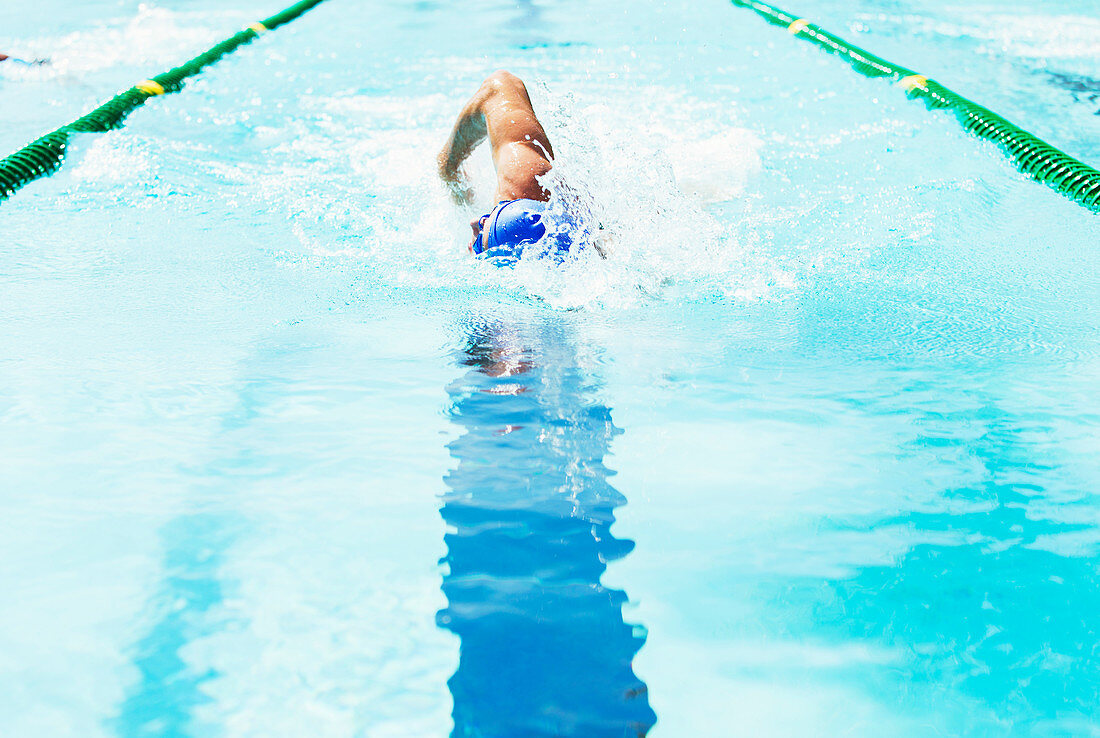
[0,0,327,203]
[731,0,1100,212]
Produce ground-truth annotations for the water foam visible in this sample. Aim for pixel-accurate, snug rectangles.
[23,5,236,78]
[272,78,771,310]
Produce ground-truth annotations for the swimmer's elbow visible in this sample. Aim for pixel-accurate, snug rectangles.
[485,69,522,86]
[481,70,527,97]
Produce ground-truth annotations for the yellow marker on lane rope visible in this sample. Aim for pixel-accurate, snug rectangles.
[898,74,929,92]
[135,80,165,96]
[0,0,330,204]
[788,18,810,34]
[729,0,1100,211]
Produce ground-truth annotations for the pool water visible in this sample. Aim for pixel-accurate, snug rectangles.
[2,0,1099,735]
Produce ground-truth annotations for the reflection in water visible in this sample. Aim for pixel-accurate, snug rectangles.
[439,319,655,737]
[110,514,235,738]
[805,389,1100,727]
[1046,71,1100,114]
[110,356,292,737]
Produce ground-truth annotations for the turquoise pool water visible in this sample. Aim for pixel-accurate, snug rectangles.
[3,0,1099,735]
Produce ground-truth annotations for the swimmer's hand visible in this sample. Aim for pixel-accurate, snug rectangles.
[437,149,475,206]
[592,224,611,260]
[441,175,475,206]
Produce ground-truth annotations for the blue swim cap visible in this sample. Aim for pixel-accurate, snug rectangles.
[474,198,576,264]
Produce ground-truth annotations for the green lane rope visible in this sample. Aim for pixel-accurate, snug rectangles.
[731,0,1100,212]
[0,0,327,203]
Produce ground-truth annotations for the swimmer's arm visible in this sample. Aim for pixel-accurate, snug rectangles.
[438,89,490,205]
[438,71,554,204]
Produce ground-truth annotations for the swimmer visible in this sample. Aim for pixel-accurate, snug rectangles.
[438,70,580,262]
[0,53,49,65]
